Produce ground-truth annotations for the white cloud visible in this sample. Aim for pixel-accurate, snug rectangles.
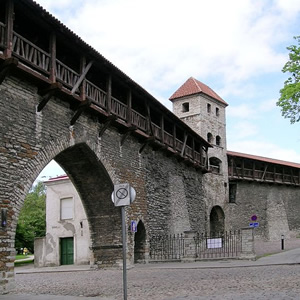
[33,0,300,99]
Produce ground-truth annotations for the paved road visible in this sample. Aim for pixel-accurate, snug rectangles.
[3,247,300,300]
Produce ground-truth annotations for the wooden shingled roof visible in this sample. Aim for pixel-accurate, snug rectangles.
[169,77,228,106]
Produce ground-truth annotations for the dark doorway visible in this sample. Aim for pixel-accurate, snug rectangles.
[210,206,225,237]
[134,221,146,263]
[60,237,74,265]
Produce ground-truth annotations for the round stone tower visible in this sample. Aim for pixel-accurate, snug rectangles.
[169,77,229,234]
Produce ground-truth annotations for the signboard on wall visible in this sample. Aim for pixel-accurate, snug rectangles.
[207,238,222,249]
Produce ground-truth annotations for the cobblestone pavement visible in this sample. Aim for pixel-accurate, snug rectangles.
[6,263,300,300]
[4,239,300,300]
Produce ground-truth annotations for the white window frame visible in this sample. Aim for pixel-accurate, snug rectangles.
[60,197,74,220]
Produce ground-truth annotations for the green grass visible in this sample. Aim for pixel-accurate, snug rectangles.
[14,259,34,266]
[15,254,29,260]
[14,254,34,266]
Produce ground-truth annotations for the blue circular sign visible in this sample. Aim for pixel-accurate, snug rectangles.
[251,215,257,221]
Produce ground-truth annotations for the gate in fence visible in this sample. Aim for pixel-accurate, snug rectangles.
[149,230,242,261]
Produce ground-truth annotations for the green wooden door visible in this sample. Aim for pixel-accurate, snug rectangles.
[60,237,74,265]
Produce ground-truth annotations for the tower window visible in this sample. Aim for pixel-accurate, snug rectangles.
[216,107,219,116]
[207,132,213,143]
[182,102,189,112]
[207,103,211,113]
[216,135,221,146]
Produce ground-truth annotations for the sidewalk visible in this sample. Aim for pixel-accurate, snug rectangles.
[14,244,300,275]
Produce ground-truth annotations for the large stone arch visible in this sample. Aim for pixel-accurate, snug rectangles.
[54,143,122,266]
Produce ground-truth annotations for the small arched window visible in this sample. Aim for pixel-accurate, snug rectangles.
[216,107,219,116]
[182,102,189,112]
[216,135,221,146]
[207,132,213,143]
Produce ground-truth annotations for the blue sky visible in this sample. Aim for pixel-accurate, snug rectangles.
[35,0,300,180]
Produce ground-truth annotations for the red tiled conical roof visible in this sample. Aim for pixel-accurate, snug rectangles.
[169,77,228,106]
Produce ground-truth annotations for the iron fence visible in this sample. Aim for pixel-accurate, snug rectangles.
[194,231,241,259]
[149,231,241,261]
[149,234,184,260]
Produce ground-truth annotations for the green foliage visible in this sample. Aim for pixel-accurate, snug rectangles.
[277,36,300,123]
[15,182,46,253]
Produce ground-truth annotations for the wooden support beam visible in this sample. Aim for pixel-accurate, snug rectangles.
[49,32,56,83]
[70,99,92,125]
[242,159,245,177]
[173,125,176,151]
[139,136,155,153]
[261,164,268,180]
[229,157,233,178]
[37,82,62,112]
[181,133,188,156]
[4,0,14,58]
[99,115,117,137]
[127,89,132,126]
[106,74,112,114]
[160,115,165,144]
[0,57,18,84]
[232,158,240,179]
[146,103,153,136]
[120,126,136,146]
[290,169,296,184]
[71,60,93,94]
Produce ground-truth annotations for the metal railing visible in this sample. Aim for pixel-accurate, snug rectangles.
[194,231,241,259]
[149,234,184,260]
[149,231,241,261]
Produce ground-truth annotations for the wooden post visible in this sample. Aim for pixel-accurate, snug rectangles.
[107,74,112,114]
[242,159,245,178]
[4,0,14,58]
[49,32,56,83]
[173,124,176,151]
[127,89,132,126]
[192,138,195,160]
[160,115,164,143]
[146,103,152,135]
[80,56,86,100]
[230,157,234,178]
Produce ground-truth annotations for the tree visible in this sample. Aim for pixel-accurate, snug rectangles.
[15,182,46,253]
[277,36,300,123]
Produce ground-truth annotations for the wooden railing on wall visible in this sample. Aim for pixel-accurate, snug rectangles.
[0,17,209,169]
[228,164,300,186]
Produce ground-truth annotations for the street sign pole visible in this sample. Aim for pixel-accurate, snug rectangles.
[111,183,136,300]
[121,206,127,300]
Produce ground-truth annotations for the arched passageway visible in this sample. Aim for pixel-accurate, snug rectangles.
[54,143,122,266]
[134,221,146,263]
[210,206,225,237]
